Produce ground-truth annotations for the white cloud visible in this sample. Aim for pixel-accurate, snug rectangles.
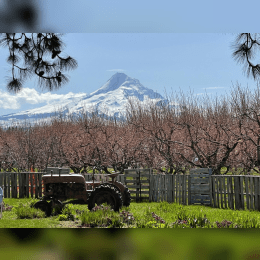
[0,88,87,110]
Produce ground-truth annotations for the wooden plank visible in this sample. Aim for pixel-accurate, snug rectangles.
[159,174,164,201]
[240,176,244,210]
[18,173,21,198]
[149,174,153,202]
[172,174,175,203]
[169,175,172,202]
[183,175,186,205]
[157,174,161,202]
[188,175,191,205]
[255,177,259,211]
[230,176,234,210]
[124,169,137,174]
[162,174,165,202]
[155,175,159,202]
[220,176,224,209]
[26,173,29,198]
[226,176,230,209]
[191,200,211,204]
[216,176,219,208]
[211,176,216,207]
[10,173,14,198]
[7,173,10,198]
[190,178,210,184]
[138,190,150,195]
[125,180,139,184]
[15,172,18,198]
[190,174,210,179]
[13,173,17,198]
[30,173,33,198]
[245,176,249,210]
[22,173,26,198]
[175,174,178,204]
[124,173,150,178]
[39,173,42,197]
[190,186,210,193]
[234,177,239,210]
[191,194,211,200]
[223,176,227,209]
[209,175,212,206]
[250,177,254,210]
[190,168,211,174]
[35,173,39,198]
[136,173,140,202]
[257,177,260,211]
[164,175,167,202]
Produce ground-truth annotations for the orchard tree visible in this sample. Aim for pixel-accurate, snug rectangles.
[0,33,77,93]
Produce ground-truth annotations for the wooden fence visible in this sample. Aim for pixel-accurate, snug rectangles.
[1,170,260,212]
[211,175,260,211]
[0,172,43,199]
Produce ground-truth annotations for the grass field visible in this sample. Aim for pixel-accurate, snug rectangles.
[1,198,260,228]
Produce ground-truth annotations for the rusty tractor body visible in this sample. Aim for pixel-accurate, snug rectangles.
[33,167,131,216]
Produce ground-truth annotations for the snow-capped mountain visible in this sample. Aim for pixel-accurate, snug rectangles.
[0,73,166,125]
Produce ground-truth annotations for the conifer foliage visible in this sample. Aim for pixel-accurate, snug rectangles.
[0,33,78,93]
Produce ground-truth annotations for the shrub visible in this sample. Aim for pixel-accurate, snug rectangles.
[2,202,13,211]
[29,199,39,208]
[15,203,45,219]
[57,214,70,221]
[60,204,75,221]
[80,204,124,228]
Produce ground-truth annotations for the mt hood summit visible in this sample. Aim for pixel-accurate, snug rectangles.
[0,73,166,123]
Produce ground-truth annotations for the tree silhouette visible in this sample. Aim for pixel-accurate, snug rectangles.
[232,33,260,81]
[0,33,78,93]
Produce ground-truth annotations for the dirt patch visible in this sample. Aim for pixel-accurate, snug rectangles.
[56,220,82,228]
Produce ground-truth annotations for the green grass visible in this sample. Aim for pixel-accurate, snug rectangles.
[1,198,260,228]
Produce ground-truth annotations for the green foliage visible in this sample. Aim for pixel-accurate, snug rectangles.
[60,204,75,221]
[14,203,45,219]
[4,198,260,228]
[80,204,124,228]
[57,214,70,221]
[29,199,39,208]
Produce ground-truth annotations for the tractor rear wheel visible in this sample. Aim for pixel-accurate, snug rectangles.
[34,200,52,217]
[87,184,123,212]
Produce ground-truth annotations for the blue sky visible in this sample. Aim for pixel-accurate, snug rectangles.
[0,0,259,115]
[39,0,260,33]
[0,33,258,116]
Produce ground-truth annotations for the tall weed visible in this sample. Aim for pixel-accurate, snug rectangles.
[15,203,45,219]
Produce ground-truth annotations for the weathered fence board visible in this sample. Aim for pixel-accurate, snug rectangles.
[124,168,151,202]
[189,168,212,205]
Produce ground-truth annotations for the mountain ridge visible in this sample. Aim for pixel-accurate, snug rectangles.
[0,73,166,124]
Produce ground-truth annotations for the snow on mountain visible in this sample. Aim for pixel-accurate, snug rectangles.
[0,73,167,125]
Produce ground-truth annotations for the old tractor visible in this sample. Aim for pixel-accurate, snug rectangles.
[33,167,131,216]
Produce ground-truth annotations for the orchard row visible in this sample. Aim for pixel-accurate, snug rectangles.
[0,84,260,175]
